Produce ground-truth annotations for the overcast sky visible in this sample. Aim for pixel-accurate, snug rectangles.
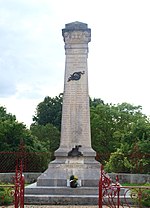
[0,0,150,127]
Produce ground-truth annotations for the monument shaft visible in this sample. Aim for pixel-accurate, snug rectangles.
[56,22,95,157]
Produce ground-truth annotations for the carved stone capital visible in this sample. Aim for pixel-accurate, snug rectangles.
[62,21,91,45]
[63,30,91,44]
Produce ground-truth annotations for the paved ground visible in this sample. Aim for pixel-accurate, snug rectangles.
[0,205,135,208]
[0,206,136,208]
[0,206,99,208]
[0,206,106,208]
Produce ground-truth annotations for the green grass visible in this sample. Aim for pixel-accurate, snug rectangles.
[0,183,13,206]
[122,183,150,186]
[122,183,150,207]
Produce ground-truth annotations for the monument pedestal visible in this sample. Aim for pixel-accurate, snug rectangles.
[25,185,99,205]
[25,151,100,204]
[25,156,100,205]
[37,156,100,187]
[25,21,101,205]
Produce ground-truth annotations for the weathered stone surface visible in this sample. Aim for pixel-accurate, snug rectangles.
[55,21,94,157]
[36,161,100,187]
[25,194,99,205]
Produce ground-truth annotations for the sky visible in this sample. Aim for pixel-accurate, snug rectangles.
[0,0,150,127]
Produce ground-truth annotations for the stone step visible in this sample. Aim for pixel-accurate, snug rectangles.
[24,194,99,205]
[25,183,125,195]
[25,183,98,195]
[25,183,129,205]
[24,194,132,205]
[25,183,99,205]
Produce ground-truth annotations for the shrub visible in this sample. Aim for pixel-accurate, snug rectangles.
[0,184,13,205]
[105,149,132,173]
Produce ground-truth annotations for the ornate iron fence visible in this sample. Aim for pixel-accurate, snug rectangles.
[0,161,24,207]
[99,165,150,207]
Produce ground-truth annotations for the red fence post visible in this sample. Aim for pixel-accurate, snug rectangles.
[99,165,103,208]
[116,175,120,208]
[20,174,24,208]
[14,161,19,208]
[14,160,24,208]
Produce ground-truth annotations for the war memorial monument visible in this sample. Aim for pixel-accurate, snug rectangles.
[25,21,100,205]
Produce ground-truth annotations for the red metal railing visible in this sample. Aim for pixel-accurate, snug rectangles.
[99,165,150,207]
[14,161,24,208]
[0,161,24,208]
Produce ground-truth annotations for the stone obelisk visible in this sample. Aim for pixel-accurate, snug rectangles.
[36,21,99,187]
[55,21,96,159]
[25,22,100,205]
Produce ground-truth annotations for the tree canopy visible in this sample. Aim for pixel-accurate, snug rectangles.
[30,123,60,161]
[90,102,150,173]
[0,106,43,152]
[32,93,63,130]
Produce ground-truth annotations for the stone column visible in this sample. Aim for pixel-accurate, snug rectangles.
[55,21,95,159]
[35,22,99,188]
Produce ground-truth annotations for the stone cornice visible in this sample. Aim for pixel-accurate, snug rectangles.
[62,22,91,44]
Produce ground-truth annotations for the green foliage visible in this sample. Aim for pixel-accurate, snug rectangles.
[90,101,150,173]
[0,105,48,172]
[90,98,104,107]
[30,123,60,161]
[104,142,150,174]
[90,103,117,154]
[129,186,150,207]
[0,106,44,152]
[0,104,59,172]
[0,106,16,121]
[32,93,63,130]
[0,184,13,205]
[142,191,150,207]
[129,142,150,174]
[141,184,150,207]
[122,183,148,186]
[105,149,132,173]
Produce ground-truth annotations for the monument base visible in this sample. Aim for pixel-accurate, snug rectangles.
[25,155,101,205]
[37,156,100,187]
[25,184,131,205]
[25,184,99,205]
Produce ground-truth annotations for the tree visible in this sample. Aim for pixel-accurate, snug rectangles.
[30,123,60,161]
[0,105,50,172]
[90,98,104,107]
[0,106,16,121]
[90,102,150,173]
[0,106,43,152]
[32,93,63,130]
[105,148,132,173]
[90,103,117,155]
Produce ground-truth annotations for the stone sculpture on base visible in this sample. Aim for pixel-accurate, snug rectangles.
[25,21,100,205]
